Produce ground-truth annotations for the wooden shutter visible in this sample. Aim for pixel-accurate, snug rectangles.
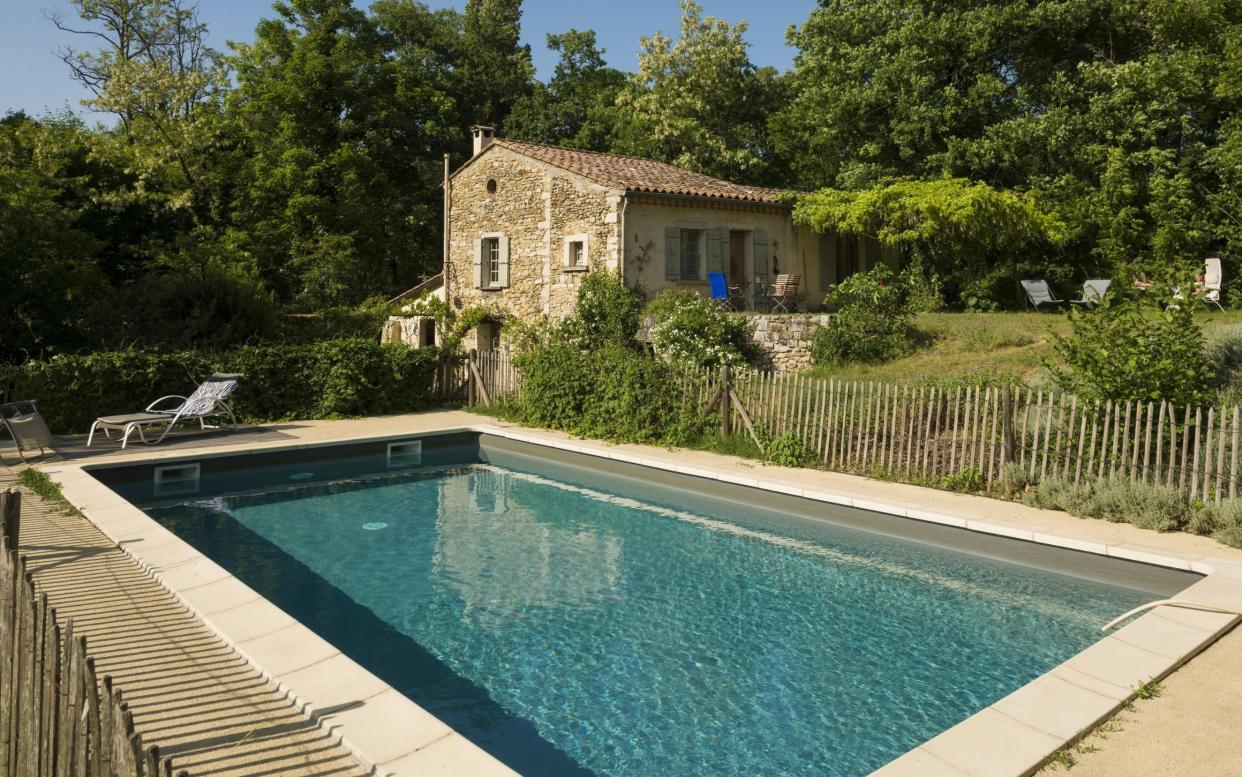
[706,229,723,274]
[720,231,732,278]
[473,239,483,288]
[497,236,511,287]
[753,230,770,283]
[665,227,681,280]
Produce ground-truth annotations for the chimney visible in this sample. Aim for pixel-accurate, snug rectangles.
[471,125,495,156]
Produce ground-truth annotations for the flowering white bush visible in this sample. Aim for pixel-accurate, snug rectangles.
[647,290,749,368]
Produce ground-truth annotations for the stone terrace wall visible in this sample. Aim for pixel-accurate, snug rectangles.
[742,313,830,372]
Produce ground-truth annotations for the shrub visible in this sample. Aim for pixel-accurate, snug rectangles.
[570,271,645,350]
[10,340,440,433]
[764,432,815,468]
[1024,474,1196,533]
[1046,280,1215,406]
[812,265,914,365]
[579,348,686,443]
[508,343,698,444]
[942,467,983,493]
[646,289,749,368]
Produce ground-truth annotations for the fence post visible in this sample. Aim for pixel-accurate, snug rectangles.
[0,489,18,551]
[466,349,477,407]
[720,365,732,438]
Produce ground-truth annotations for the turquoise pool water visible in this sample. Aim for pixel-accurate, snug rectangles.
[137,450,1159,776]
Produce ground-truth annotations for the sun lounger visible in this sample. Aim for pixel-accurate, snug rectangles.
[0,400,55,463]
[87,373,242,448]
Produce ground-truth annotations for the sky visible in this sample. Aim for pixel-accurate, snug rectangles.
[0,0,816,122]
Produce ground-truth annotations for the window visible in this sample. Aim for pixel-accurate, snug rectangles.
[563,233,589,270]
[680,228,702,280]
[486,178,497,194]
[484,237,500,286]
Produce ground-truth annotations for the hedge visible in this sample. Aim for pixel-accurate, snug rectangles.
[6,339,442,433]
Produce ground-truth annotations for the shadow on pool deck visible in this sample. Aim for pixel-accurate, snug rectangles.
[158,503,595,777]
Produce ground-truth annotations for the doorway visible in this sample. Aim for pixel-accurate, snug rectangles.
[729,231,748,282]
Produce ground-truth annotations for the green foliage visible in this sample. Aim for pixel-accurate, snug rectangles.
[812,266,914,365]
[1023,474,1209,534]
[794,179,1065,298]
[396,293,491,358]
[17,469,82,517]
[507,344,696,443]
[1133,679,1163,701]
[10,340,440,433]
[1046,282,1216,406]
[646,289,749,368]
[614,0,787,184]
[941,467,983,493]
[763,432,815,468]
[506,30,627,151]
[570,272,645,350]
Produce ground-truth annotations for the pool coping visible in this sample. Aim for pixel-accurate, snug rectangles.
[37,416,1242,777]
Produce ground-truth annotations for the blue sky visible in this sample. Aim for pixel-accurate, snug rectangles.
[1,0,815,122]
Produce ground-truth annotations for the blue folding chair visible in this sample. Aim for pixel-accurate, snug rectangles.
[708,272,731,308]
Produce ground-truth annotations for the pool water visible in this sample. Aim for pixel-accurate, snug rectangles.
[138,451,1159,776]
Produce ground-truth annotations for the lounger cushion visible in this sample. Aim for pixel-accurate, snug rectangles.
[94,412,175,426]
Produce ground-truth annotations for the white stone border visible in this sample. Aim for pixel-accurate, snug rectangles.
[41,419,1242,777]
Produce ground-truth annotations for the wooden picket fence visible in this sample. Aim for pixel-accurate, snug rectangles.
[466,351,1242,502]
[0,491,183,777]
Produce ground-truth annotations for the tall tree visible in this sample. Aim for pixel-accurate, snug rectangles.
[780,0,1242,274]
[227,0,460,305]
[459,0,534,129]
[615,1,786,184]
[506,29,627,151]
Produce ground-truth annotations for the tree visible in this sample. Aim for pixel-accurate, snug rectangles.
[459,0,534,129]
[777,0,1242,280]
[227,0,460,306]
[506,29,627,151]
[0,113,105,361]
[51,0,228,205]
[615,0,787,184]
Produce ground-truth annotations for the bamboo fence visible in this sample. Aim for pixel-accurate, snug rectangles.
[467,352,1242,503]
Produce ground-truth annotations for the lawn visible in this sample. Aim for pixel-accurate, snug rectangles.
[807,309,1242,387]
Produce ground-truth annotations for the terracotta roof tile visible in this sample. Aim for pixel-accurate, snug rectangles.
[489,138,788,204]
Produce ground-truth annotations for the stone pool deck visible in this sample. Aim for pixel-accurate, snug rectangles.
[10,409,1242,776]
[0,463,370,776]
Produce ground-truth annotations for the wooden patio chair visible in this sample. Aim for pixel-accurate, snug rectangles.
[766,274,801,313]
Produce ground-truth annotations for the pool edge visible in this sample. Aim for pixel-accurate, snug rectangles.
[42,416,1242,777]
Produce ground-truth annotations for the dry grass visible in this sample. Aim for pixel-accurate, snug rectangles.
[807,309,1242,386]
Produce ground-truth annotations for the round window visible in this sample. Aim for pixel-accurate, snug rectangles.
[486,178,497,194]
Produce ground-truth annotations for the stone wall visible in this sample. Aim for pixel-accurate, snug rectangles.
[742,313,830,372]
[446,145,621,351]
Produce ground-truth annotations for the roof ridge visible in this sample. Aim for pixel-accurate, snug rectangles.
[492,137,786,196]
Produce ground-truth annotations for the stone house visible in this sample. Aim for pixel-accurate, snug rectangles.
[444,126,896,351]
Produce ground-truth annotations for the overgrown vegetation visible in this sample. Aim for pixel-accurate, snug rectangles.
[812,266,916,365]
[1046,279,1217,407]
[647,289,750,368]
[8,340,441,433]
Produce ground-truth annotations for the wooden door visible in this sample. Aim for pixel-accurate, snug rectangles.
[729,231,747,282]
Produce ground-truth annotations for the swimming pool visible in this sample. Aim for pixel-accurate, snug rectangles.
[99,433,1193,776]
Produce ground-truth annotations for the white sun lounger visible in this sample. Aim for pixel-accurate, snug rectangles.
[87,373,242,449]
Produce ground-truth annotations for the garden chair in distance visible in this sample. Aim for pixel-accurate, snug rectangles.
[1203,257,1224,310]
[87,372,242,449]
[767,274,801,314]
[708,271,733,310]
[0,400,55,463]
[1070,279,1111,305]
[1020,279,1065,310]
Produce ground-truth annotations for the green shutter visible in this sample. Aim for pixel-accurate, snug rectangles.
[665,227,681,280]
[706,229,723,274]
[753,230,769,283]
[473,239,483,288]
[497,236,510,287]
